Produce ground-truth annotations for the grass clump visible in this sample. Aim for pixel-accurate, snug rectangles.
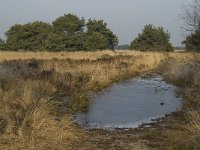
[0,78,85,149]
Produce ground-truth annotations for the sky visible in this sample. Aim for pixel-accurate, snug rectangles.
[0,0,192,46]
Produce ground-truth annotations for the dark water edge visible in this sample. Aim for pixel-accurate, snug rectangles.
[75,74,182,130]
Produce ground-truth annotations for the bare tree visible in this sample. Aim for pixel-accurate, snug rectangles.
[182,0,200,31]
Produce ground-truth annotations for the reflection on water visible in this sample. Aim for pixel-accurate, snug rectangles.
[75,74,182,130]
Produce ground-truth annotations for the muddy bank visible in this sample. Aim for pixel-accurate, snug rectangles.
[77,111,184,150]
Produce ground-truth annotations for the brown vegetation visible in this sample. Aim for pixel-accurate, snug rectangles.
[0,50,200,149]
[140,52,200,150]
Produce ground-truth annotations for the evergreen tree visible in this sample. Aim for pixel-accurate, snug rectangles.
[3,14,119,51]
[52,14,85,35]
[83,32,107,50]
[130,24,173,51]
[0,38,6,50]
[5,21,52,51]
[86,19,118,50]
[52,14,85,50]
[182,27,200,51]
[0,38,4,44]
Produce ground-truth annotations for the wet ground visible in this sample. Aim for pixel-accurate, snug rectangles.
[75,74,182,130]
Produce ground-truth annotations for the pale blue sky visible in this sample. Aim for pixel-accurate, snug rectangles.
[0,0,192,46]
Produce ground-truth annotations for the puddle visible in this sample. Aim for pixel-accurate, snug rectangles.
[75,74,182,130]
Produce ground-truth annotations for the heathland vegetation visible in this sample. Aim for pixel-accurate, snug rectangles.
[0,51,200,149]
[0,0,200,149]
[0,51,163,149]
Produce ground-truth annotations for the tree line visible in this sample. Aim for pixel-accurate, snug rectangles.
[0,17,174,52]
[1,2,200,52]
[0,14,118,51]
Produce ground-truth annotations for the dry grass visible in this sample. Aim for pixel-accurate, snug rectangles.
[0,50,166,61]
[0,79,85,150]
[153,52,200,150]
[187,110,200,135]
[0,50,166,149]
[0,50,126,62]
[0,50,200,149]
[163,110,200,150]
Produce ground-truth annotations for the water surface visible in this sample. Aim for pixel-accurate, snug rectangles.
[75,74,182,130]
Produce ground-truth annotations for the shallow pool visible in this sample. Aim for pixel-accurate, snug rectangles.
[75,74,182,130]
